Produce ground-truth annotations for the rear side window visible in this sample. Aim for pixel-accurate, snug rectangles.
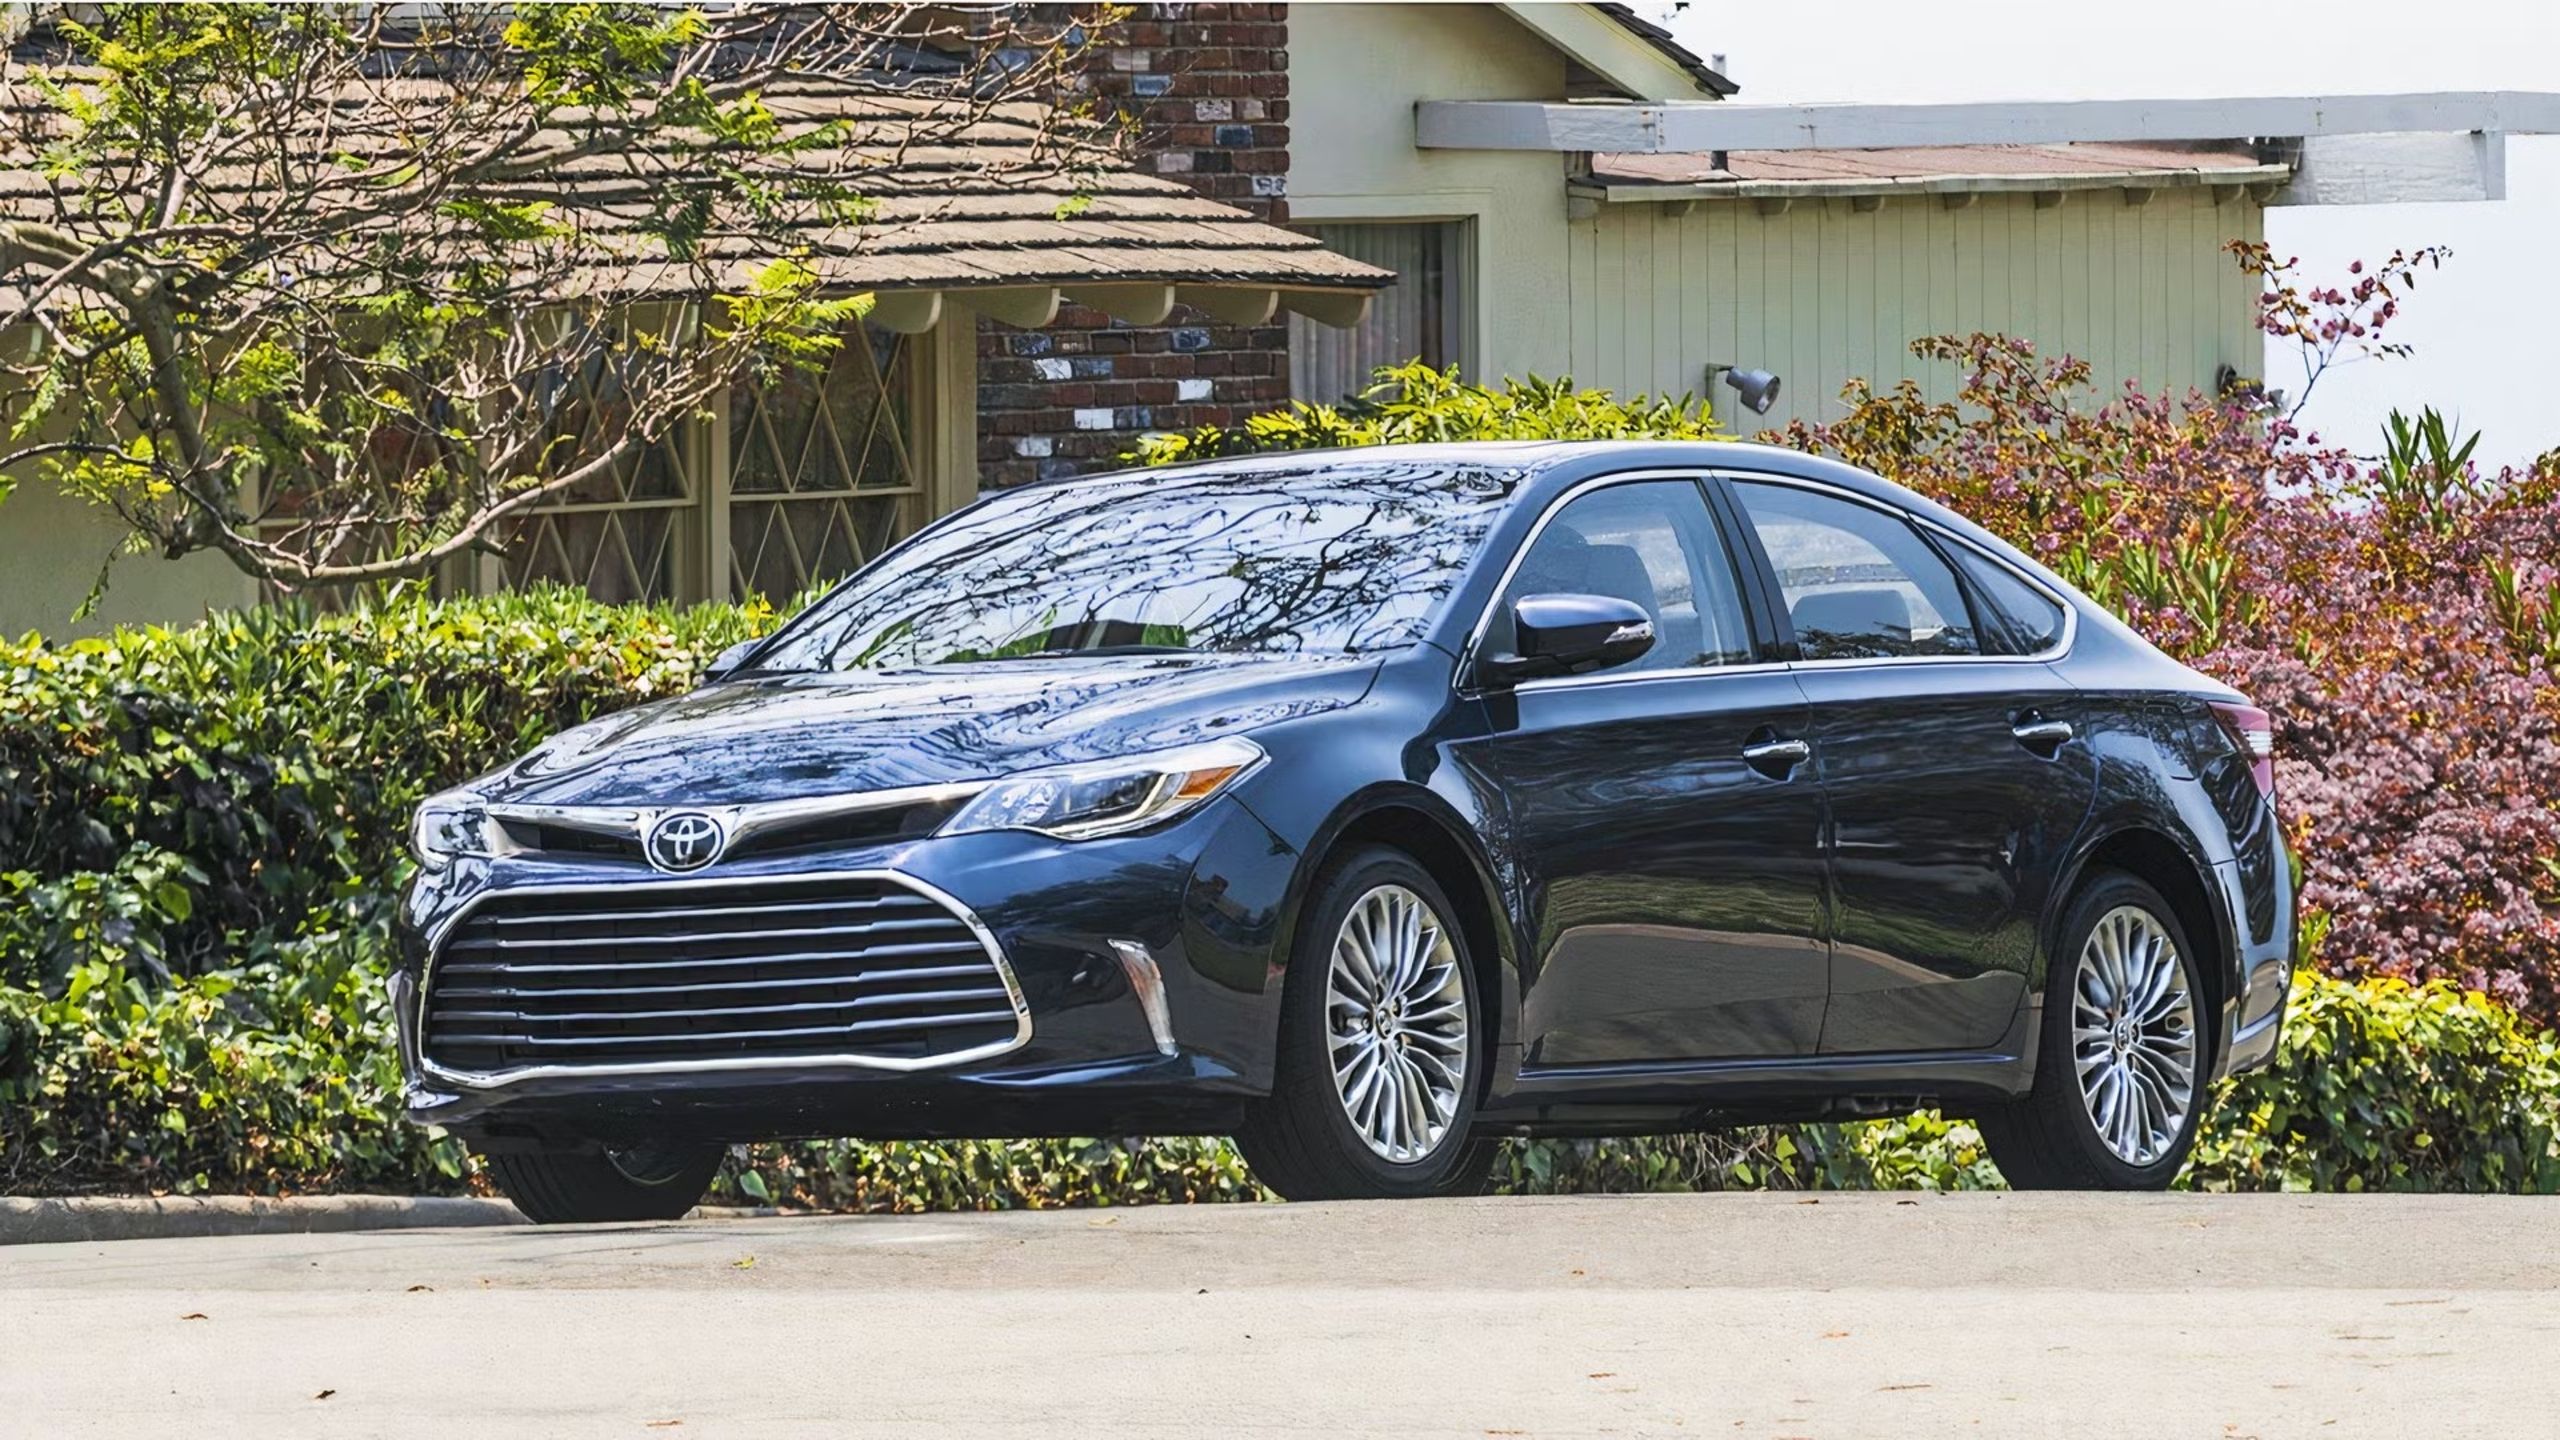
[1950,544,2068,656]
[1729,480,1979,661]
[1489,479,1756,673]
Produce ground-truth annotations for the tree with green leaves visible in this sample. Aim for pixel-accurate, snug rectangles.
[0,3,1105,596]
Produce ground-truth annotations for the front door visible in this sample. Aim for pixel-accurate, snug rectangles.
[1479,477,1830,1067]
[1725,477,2098,1055]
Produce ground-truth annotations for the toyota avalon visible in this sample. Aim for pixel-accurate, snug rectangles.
[396,441,2293,1221]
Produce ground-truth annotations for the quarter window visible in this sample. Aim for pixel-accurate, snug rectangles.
[1951,545,2068,656]
[1730,481,1980,661]
[1487,480,1755,674]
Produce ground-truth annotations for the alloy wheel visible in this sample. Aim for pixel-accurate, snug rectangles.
[2070,905,2199,1166]
[1324,883,1470,1163]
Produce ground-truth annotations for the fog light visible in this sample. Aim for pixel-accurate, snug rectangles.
[1108,939,1178,1057]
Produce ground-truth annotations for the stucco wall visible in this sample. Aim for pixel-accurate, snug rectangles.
[0,478,255,638]
[1287,3,1578,384]
[1565,185,2268,432]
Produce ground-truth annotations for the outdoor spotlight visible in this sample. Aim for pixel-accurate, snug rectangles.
[1722,366,1781,415]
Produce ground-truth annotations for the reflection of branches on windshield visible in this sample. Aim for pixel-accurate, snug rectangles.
[766,463,1510,671]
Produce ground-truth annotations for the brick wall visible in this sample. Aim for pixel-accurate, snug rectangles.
[975,3,1292,488]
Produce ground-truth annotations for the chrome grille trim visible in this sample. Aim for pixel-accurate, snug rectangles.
[484,783,986,868]
[416,868,1032,1090]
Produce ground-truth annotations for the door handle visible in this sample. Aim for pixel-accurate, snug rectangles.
[1741,735,1811,777]
[2011,716,2075,752]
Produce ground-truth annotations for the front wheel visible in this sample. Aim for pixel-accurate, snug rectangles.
[485,1142,723,1224]
[1979,871,2208,1190]
[1236,846,1497,1200]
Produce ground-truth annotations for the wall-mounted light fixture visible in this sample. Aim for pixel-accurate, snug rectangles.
[1705,363,1783,417]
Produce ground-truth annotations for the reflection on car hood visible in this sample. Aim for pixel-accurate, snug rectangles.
[475,655,1379,808]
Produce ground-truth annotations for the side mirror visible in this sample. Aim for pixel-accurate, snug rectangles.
[701,638,764,685]
[1479,593,1655,686]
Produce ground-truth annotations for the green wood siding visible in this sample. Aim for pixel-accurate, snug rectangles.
[1566,187,2266,432]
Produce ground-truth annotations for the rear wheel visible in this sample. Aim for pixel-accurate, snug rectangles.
[1236,846,1497,1200]
[1980,871,2207,1190]
[486,1142,723,1224]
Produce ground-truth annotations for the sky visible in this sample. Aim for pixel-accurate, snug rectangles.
[1658,0,2560,464]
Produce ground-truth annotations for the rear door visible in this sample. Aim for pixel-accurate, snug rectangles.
[1476,475,1830,1066]
[1721,476,2097,1056]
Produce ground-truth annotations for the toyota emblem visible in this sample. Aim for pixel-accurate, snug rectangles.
[645,811,726,873]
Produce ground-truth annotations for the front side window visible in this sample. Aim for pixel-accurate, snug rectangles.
[1730,480,1980,661]
[1485,479,1755,674]
[753,461,1513,673]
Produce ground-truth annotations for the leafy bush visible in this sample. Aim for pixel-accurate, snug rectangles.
[2188,970,2560,1192]
[1131,361,1727,466]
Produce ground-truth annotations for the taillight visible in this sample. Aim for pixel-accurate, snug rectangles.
[2207,701,2275,799]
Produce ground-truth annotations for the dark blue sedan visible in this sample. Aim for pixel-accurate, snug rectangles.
[397,441,2293,1220]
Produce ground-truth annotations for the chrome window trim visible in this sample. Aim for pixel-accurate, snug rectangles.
[485,780,990,867]
[413,867,1033,1091]
[1715,468,2078,671]
[1454,468,1753,695]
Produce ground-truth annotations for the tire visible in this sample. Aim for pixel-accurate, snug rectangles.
[1236,845,1498,1201]
[1979,870,2209,1190]
[485,1142,723,1224]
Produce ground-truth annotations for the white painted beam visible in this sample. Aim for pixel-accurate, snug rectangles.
[1176,285,1280,326]
[1415,90,2560,154]
[2272,131,2508,206]
[864,290,943,334]
[952,286,1062,328]
[1280,289,1372,329]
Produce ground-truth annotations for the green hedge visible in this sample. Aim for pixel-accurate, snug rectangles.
[5,591,2557,1199]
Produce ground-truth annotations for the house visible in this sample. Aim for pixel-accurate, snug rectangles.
[2,2,2544,634]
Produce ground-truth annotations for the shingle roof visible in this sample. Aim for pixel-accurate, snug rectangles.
[1591,4,1739,98]
[0,75,1388,300]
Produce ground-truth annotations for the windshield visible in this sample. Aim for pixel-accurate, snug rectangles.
[751,460,1515,673]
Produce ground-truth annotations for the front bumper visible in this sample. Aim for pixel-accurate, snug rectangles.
[394,795,1303,1145]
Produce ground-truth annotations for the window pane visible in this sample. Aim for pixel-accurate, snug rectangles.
[1731,481,1980,661]
[1492,479,1754,672]
[729,321,923,606]
[1952,545,2068,655]
[1289,221,1470,402]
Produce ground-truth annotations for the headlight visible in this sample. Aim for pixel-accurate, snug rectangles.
[939,738,1264,841]
[412,790,495,869]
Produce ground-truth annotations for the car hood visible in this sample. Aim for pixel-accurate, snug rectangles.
[472,654,1380,808]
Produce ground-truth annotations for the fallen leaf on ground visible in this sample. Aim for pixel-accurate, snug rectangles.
[731,1256,756,1270]
[1588,1372,1616,1379]
[1821,1331,1849,1339]
[405,1285,432,1293]
[645,1422,683,1430]
[178,1313,207,1321]
[314,1390,336,1401]
[1879,1383,1933,1392]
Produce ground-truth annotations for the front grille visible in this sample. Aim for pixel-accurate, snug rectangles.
[420,873,1026,1077]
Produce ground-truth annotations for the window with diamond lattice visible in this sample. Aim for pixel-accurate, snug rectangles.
[728,322,922,604]
[499,361,701,605]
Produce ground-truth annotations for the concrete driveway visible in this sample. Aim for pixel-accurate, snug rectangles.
[3,1191,2552,1438]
